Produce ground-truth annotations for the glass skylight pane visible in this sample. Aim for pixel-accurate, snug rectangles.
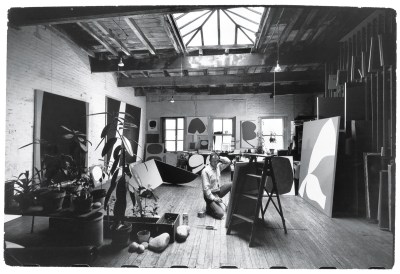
[174,7,264,48]
[220,11,235,45]
[177,10,209,28]
[227,8,261,32]
[187,31,202,47]
[237,30,252,44]
[203,12,218,46]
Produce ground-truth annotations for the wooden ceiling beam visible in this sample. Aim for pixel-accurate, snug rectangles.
[118,70,324,87]
[91,50,326,73]
[292,9,319,45]
[134,82,324,96]
[124,17,157,55]
[76,21,118,56]
[163,14,186,55]
[8,6,212,27]
[279,9,303,46]
[92,21,132,56]
[253,8,274,51]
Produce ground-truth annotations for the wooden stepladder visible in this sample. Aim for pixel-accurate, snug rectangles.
[226,156,287,247]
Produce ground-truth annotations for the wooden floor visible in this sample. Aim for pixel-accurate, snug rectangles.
[4,171,394,269]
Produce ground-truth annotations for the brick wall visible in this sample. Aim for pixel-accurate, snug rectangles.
[146,93,318,150]
[5,26,146,179]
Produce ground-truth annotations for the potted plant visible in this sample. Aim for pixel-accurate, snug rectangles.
[8,169,43,212]
[91,111,144,247]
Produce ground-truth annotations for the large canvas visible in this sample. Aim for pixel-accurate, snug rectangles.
[187,117,208,135]
[240,120,257,148]
[34,90,88,172]
[298,117,340,217]
[106,97,141,164]
[129,159,163,191]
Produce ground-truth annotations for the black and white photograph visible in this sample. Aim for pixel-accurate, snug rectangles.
[1,0,398,270]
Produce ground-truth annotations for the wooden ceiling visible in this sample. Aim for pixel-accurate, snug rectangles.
[8,6,378,96]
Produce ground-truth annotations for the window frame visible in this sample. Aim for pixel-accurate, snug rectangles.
[212,117,234,152]
[162,117,185,152]
[259,116,288,151]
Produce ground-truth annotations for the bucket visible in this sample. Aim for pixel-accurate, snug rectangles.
[78,212,104,247]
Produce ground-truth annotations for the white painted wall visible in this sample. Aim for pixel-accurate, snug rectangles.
[5,25,146,180]
[146,93,317,150]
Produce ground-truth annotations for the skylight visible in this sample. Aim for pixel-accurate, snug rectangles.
[173,7,265,48]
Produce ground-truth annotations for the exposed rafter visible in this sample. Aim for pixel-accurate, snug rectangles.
[90,51,328,73]
[76,21,118,56]
[8,6,211,27]
[163,14,187,55]
[124,17,157,55]
[253,7,275,51]
[92,21,132,56]
[118,70,324,87]
[292,9,319,45]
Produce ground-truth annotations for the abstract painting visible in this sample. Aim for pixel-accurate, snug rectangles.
[240,120,257,148]
[298,116,340,217]
[106,97,141,164]
[187,117,208,135]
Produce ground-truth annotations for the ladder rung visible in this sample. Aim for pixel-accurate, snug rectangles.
[232,213,255,223]
[246,174,262,179]
[241,193,258,200]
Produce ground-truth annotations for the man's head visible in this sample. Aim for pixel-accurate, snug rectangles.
[209,152,220,169]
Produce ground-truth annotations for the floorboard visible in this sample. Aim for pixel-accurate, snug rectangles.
[4,171,394,269]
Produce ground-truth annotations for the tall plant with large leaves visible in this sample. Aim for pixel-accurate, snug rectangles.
[90,112,139,229]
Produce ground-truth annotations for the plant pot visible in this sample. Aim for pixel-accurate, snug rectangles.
[137,230,151,244]
[73,196,93,214]
[49,212,104,247]
[111,223,132,247]
[91,189,106,205]
[156,213,180,243]
[40,190,66,213]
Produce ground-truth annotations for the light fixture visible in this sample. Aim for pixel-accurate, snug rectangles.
[274,60,282,72]
[273,19,282,73]
[118,57,124,67]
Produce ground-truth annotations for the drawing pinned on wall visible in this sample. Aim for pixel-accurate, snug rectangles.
[145,143,164,162]
[298,116,340,217]
[147,119,158,132]
[187,117,207,135]
[240,120,257,148]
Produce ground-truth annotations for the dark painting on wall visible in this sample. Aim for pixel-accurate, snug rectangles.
[106,97,141,163]
[34,90,88,173]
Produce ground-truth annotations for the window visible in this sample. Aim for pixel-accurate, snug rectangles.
[213,118,233,151]
[163,118,184,152]
[261,117,285,151]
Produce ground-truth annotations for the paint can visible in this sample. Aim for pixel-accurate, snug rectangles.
[197,211,206,218]
[182,213,189,225]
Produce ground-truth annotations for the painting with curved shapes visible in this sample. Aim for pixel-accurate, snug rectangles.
[187,117,208,135]
[240,120,257,148]
[298,116,340,217]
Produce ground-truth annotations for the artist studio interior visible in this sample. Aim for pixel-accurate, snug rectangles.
[3,4,397,269]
